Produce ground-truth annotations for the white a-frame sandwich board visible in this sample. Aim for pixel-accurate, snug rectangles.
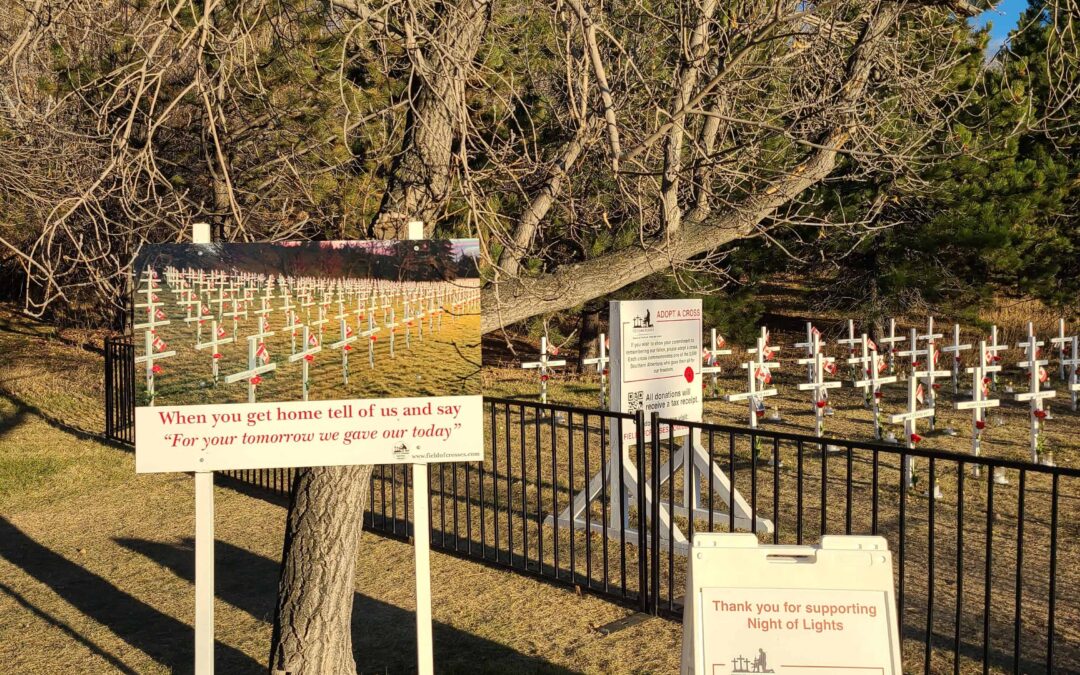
[680,533,902,675]
[546,299,770,553]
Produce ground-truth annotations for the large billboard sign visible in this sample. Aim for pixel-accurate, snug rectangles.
[131,240,483,472]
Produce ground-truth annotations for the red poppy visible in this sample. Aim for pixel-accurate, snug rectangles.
[983,377,991,385]
[1034,409,1048,420]
[151,364,162,374]
[975,420,986,430]
[371,335,377,341]
[910,433,923,443]
[344,345,352,351]
[912,361,921,368]
[304,354,314,362]
[932,383,941,390]
[212,352,222,359]
[541,374,549,382]
[874,391,883,399]
[250,375,262,385]
[602,368,609,376]
[816,400,827,409]
[755,409,765,417]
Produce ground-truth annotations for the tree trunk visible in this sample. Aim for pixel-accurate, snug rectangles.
[269,465,375,674]
[369,0,492,239]
[577,304,601,372]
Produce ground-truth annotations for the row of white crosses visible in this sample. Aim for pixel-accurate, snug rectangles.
[134,269,176,406]
[149,265,479,403]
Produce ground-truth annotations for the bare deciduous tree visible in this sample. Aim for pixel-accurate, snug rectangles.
[3,1,1077,672]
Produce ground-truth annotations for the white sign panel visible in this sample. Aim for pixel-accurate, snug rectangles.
[610,298,702,441]
[136,395,483,472]
[682,534,902,675]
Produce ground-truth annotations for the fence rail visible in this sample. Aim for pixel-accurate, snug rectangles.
[104,336,1078,673]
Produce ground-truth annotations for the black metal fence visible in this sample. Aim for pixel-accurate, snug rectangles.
[104,336,1078,673]
[104,335,136,444]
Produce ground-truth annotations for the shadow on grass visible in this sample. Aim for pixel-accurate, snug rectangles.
[0,517,263,673]
[117,537,579,675]
[0,390,127,452]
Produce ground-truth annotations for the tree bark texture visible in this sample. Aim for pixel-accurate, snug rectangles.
[270,464,375,674]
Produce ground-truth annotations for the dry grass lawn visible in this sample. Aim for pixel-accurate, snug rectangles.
[0,305,678,674]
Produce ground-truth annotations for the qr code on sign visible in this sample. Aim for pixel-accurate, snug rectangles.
[626,390,644,412]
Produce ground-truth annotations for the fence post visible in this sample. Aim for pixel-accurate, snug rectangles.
[635,409,648,613]
[650,412,661,616]
[104,338,114,440]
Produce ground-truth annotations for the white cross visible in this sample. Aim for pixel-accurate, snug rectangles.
[1064,336,1080,412]
[194,320,235,383]
[746,326,779,359]
[836,319,860,357]
[726,336,780,429]
[797,333,842,437]
[853,343,897,440]
[360,311,380,369]
[877,317,906,374]
[582,333,610,407]
[521,337,567,404]
[895,328,926,374]
[888,372,935,488]
[794,322,823,385]
[1049,318,1073,382]
[311,303,329,344]
[1015,329,1056,463]
[700,328,732,395]
[134,288,170,333]
[223,331,277,403]
[211,285,230,320]
[282,310,303,356]
[918,316,944,346]
[845,333,874,402]
[135,329,176,406]
[222,297,247,342]
[329,318,359,385]
[965,337,1003,387]
[288,325,322,402]
[914,350,950,433]
[955,341,1001,472]
[176,287,199,323]
[940,323,972,395]
[385,306,400,358]
[182,297,205,345]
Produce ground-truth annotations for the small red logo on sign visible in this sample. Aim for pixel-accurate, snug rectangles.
[684,366,694,383]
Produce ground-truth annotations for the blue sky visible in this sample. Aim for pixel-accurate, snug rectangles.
[972,0,1028,53]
